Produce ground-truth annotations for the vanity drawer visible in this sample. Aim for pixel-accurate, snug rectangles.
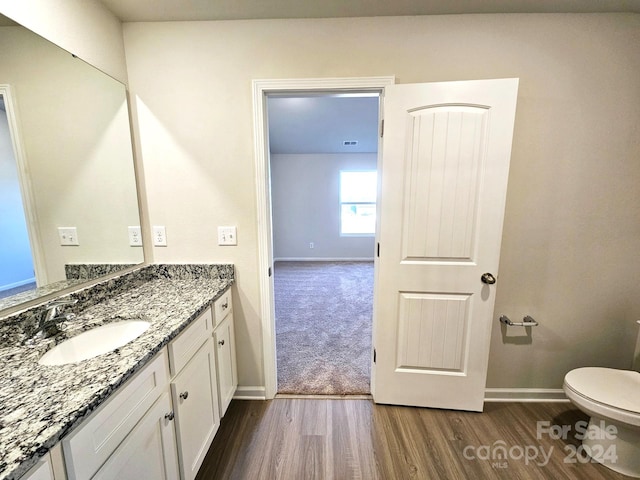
[213,289,232,328]
[63,350,169,480]
[168,307,212,376]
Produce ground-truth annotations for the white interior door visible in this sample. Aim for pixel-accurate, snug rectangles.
[372,78,519,412]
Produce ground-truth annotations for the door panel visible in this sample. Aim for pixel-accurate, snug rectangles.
[372,78,518,412]
[397,292,470,372]
[403,106,487,262]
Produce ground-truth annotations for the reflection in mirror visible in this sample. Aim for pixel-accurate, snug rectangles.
[0,14,143,313]
[0,93,34,296]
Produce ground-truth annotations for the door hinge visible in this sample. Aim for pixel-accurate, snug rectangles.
[268,267,272,277]
[377,243,380,257]
[373,348,376,364]
[380,119,384,138]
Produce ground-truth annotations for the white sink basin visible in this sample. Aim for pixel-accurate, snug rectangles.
[38,320,151,366]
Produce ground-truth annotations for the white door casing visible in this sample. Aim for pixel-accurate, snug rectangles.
[372,79,519,412]
[0,84,46,286]
[252,77,395,399]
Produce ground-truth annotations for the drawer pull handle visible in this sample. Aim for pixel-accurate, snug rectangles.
[165,411,174,421]
[218,339,225,346]
[180,391,189,400]
[221,301,228,310]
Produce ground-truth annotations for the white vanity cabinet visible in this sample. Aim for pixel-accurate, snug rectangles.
[57,288,235,480]
[212,290,237,417]
[168,309,220,480]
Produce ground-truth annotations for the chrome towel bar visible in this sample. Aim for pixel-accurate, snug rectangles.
[499,315,539,327]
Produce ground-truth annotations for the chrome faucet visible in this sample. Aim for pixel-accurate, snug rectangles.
[38,299,78,337]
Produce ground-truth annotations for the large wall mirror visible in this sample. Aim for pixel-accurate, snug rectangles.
[0,14,144,314]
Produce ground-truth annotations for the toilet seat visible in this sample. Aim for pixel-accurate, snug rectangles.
[563,367,640,427]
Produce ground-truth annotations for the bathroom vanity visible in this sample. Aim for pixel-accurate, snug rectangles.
[0,264,237,480]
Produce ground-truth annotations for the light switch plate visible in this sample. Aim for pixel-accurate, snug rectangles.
[218,226,237,246]
[153,226,167,246]
[58,227,79,246]
[128,226,143,247]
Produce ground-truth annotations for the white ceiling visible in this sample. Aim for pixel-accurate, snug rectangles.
[267,95,380,155]
[99,0,640,22]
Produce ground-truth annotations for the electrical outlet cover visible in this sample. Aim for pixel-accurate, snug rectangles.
[152,226,167,246]
[128,226,143,247]
[218,226,237,246]
[58,227,79,246]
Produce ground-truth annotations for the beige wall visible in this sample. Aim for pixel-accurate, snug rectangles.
[3,5,637,391]
[271,153,377,260]
[124,13,640,390]
[0,0,127,83]
[1,6,638,391]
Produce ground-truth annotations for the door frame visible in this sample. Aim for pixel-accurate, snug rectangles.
[0,84,46,287]
[252,76,395,399]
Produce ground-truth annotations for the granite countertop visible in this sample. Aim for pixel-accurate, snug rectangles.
[0,272,233,480]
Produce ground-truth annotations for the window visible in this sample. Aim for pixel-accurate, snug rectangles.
[340,171,377,235]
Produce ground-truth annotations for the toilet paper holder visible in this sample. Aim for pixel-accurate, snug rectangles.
[499,315,539,327]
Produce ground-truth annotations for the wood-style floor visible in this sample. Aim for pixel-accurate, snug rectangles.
[195,399,630,479]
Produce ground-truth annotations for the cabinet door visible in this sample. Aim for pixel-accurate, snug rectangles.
[63,350,170,480]
[20,455,53,480]
[171,339,220,480]
[92,391,179,480]
[214,314,237,417]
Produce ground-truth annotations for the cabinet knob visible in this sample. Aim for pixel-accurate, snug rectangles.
[165,411,174,421]
[221,301,228,310]
[180,391,189,400]
[218,339,225,346]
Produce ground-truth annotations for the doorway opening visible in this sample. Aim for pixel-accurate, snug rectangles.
[267,93,379,395]
[0,91,37,299]
[252,76,394,400]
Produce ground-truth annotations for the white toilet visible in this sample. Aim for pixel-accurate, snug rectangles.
[563,367,640,477]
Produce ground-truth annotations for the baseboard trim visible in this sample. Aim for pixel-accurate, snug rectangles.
[0,277,36,292]
[485,388,569,402]
[233,386,267,400]
[276,394,373,400]
[274,257,374,262]
[235,387,569,403]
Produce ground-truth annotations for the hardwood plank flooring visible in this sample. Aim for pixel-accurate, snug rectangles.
[195,399,630,480]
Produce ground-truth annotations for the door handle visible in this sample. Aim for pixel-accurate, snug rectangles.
[481,273,496,285]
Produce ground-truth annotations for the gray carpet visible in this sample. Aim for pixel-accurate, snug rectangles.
[275,261,373,395]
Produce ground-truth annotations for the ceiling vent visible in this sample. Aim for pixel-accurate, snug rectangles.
[343,140,358,146]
